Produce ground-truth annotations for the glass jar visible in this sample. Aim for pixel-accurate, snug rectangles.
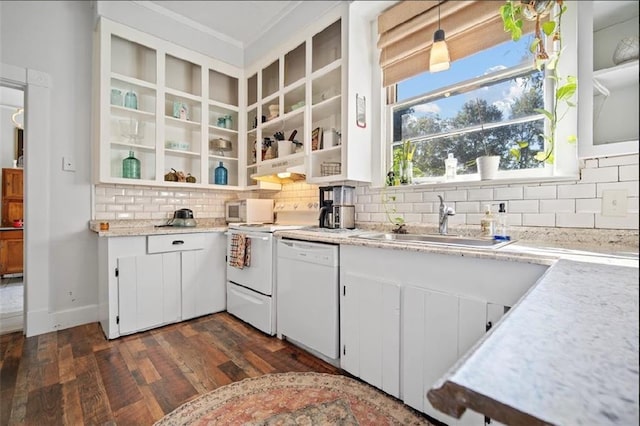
[122,150,141,179]
[213,161,228,185]
[400,160,413,184]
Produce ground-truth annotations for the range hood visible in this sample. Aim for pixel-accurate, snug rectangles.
[250,155,306,184]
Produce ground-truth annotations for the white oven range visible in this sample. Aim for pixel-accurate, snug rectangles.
[226,223,305,335]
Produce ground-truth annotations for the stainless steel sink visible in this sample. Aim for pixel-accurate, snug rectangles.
[351,232,514,249]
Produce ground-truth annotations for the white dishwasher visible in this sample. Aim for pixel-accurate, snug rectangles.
[276,239,340,361]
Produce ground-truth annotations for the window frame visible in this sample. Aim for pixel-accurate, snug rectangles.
[388,60,553,183]
[376,2,581,188]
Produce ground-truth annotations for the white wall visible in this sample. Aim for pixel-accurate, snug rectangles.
[95,1,244,68]
[1,1,97,330]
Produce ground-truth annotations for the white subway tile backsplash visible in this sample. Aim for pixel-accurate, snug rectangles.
[576,198,601,213]
[598,154,639,167]
[105,187,126,197]
[115,196,135,204]
[556,213,594,228]
[413,203,434,213]
[540,199,575,213]
[494,187,523,200]
[597,181,639,197]
[455,202,481,213]
[106,204,125,212]
[595,213,639,230]
[403,213,423,223]
[403,192,424,202]
[619,164,639,181]
[509,200,539,213]
[583,159,598,168]
[524,185,556,199]
[557,183,596,199]
[523,213,556,227]
[363,204,380,213]
[115,212,134,220]
[580,166,618,183]
[444,190,467,201]
[94,153,638,231]
[467,188,493,201]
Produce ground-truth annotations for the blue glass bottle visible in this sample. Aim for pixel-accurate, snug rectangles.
[213,161,228,185]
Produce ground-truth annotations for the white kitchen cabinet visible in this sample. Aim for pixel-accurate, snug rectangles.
[340,271,400,398]
[340,244,547,424]
[181,232,226,320]
[117,251,181,335]
[578,2,639,158]
[403,286,507,425]
[94,18,242,188]
[244,2,372,186]
[97,232,226,339]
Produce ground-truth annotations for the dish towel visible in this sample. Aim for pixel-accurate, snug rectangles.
[244,237,252,267]
[229,234,246,269]
[229,234,252,269]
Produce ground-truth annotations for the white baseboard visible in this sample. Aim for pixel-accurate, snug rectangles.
[0,314,23,335]
[26,304,98,337]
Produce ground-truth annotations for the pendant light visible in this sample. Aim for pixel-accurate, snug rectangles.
[429,1,450,72]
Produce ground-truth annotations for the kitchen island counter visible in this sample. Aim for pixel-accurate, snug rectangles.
[427,259,639,425]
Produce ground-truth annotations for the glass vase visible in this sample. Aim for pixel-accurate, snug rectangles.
[400,160,413,184]
[122,150,141,179]
[213,161,228,185]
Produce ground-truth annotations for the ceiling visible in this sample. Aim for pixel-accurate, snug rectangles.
[146,0,302,48]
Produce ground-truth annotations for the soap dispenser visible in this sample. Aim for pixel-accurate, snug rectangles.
[494,202,509,240]
[445,153,457,180]
[480,204,495,237]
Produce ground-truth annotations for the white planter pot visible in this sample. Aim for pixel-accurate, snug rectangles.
[476,156,500,180]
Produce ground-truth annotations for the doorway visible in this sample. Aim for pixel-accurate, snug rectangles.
[0,86,25,334]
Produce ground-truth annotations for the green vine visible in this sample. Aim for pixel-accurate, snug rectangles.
[500,0,577,164]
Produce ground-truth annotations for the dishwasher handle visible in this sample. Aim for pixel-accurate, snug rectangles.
[278,240,339,266]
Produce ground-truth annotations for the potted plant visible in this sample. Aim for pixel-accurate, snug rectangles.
[500,0,577,164]
[476,124,501,180]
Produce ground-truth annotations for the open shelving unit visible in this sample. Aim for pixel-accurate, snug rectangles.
[96,18,242,188]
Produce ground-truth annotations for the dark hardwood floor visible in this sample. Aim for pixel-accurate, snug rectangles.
[0,312,342,425]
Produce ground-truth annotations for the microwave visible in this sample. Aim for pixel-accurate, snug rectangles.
[225,199,274,223]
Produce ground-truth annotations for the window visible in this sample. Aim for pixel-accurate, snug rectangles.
[389,34,551,182]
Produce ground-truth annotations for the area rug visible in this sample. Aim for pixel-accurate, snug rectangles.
[155,372,433,425]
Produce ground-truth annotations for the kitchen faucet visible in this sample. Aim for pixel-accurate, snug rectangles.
[438,195,455,235]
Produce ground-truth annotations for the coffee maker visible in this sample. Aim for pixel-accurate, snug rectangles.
[318,185,355,229]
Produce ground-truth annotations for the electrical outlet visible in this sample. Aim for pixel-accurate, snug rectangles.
[62,156,75,172]
[601,189,627,217]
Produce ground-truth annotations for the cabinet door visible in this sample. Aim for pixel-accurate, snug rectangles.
[117,252,180,335]
[181,234,226,320]
[0,237,23,275]
[340,271,400,398]
[577,2,639,158]
[2,168,23,199]
[403,286,486,426]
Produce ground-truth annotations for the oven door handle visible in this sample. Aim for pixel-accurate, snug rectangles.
[224,232,269,241]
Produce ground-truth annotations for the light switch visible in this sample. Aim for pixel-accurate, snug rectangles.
[601,189,627,217]
[62,156,75,172]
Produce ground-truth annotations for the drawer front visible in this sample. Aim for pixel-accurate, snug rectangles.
[147,233,205,254]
